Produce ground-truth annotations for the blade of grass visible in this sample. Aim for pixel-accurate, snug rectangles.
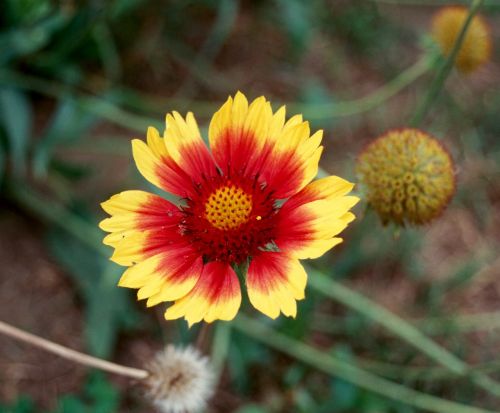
[358,357,500,381]
[313,309,500,336]
[233,315,495,413]
[307,268,500,398]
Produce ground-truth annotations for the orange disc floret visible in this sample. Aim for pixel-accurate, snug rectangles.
[99,92,359,326]
[356,128,455,226]
[431,6,492,74]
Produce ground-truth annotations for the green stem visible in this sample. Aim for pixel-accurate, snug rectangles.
[211,323,231,382]
[410,0,484,126]
[307,269,500,398]
[293,55,434,119]
[233,315,495,413]
[313,310,500,336]
[359,357,500,381]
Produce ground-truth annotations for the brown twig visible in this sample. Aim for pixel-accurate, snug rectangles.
[0,320,149,380]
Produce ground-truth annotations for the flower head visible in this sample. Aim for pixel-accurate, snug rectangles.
[356,128,455,226]
[145,345,214,413]
[100,92,358,325]
[431,6,492,74]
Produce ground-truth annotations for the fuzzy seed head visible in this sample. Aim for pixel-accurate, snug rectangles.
[356,129,455,226]
[431,6,492,74]
[145,345,215,413]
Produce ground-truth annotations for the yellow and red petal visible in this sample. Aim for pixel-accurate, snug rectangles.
[283,176,355,210]
[276,201,357,259]
[164,262,241,326]
[246,252,307,319]
[132,127,194,197]
[109,229,188,266]
[100,190,181,232]
[275,177,359,259]
[209,92,323,198]
[100,190,181,244]
[209,92,273,176]
[164,111,217,184]
[118,244,203,306]
[100,190,184,264]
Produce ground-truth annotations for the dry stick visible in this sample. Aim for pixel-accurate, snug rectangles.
[0,320,149,380]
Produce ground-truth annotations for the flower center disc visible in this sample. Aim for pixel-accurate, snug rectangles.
[204,185,252,230]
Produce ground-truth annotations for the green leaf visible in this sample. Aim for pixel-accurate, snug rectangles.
[50,158,92,182]
[0,13,69,63]
[234,405,270,413]
[52,396,87,413]
[0,140,5,184]
[33,97,94,178]
[0,87,32,176]
[85,372,120,413]
[4,0,52,25]
[110,0,145,19]
[276,0,312,56]
[92,23,122,81]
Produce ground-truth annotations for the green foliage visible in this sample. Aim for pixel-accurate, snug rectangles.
[327,1,398,55]
[275,0,313,56]
[234,405,269,413]
[50,372,120,413]
[33,97,95,178]
[0,88,32,175]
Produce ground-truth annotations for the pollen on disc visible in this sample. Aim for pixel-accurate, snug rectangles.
[204,185,253,230]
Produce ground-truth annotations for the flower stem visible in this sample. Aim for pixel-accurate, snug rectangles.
[0,320,148,380]
[410,0,484,127]
[294,55,434,119]
[195,323,212,351]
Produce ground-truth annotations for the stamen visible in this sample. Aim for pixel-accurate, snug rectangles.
[204,185,252,230]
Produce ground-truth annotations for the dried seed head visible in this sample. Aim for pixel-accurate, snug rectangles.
[145,345,215,413]
[356,128,455,226]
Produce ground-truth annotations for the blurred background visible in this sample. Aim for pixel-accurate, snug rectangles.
[0,0,500,412]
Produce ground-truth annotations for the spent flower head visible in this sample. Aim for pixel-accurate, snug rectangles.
[431,6,492,74]
[145,345,214,413]
[100,92,359,325]
[356,128,455,226]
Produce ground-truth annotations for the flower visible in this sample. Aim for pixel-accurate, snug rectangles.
[145,345,214,413]
[356,128,455,226]
[431,6,492,74]
[100,92,358,325]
